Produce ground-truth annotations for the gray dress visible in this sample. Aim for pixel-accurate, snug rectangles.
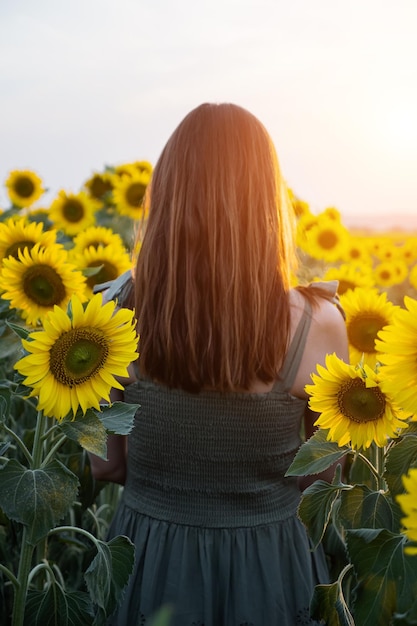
[107,296,329,626]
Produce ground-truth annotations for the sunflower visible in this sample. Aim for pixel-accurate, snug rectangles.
[376,296,417,416]
[0,217,59,264]
[340,288,399,367]
[83,171,115,200]
[321,206,341,222]
[49,190,100,236]
[71,244,132,297]
[5,169,45,208]
[342,237,372,265]
[112,167,151,219]
[397,469,417,555]
[306,353,409,449]
[14,293,138,420]
[409,264,417,291]
[322,263,375,295]
[70,226,126,256]
[303,217,349,263]
[0,243,86,326]
[373,261,404,288]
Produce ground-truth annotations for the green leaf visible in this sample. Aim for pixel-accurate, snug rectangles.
[6,320,31,340]
[81,264,104,278]
[92,402,139,435]
[310,580,355,626]
[346,528,417,625]
[298,478,346,548]
[286,429,349,477]
[84,535,135,618]
[339,485,396,531]
[385,435,417,496]
[26,587,93,626]
[60,411,107,458]
[0,459,79,544]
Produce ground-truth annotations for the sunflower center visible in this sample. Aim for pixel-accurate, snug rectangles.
[5,240,35,259]
[337,378,386,423]
[63,199,85,223]
[348,313,387,353]
[317,229,338,250]
[14,176,35,198]
[88,176,113,199]
[50,328,109,386]
[23,264,67,306]
[86,261,119,289]
[126,182,146,208]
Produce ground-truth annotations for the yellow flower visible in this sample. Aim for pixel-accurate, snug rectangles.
[0,243,86,326]
[70,226,126,256]
[397,468,417,555]
[71,243,132,297]
[322,263,375,296]
[49,190,100,236]
[303,217,349,263]
[374,261,405,287]
[0,217,59,264]
[306,353,409,450]
[83,171,115,200]
[342,237,372,265]
[5,169,45,208]
[376,296,417,416]
[14,293,138,420]
[409,264,417,291]
[321,206,341,222]
[340,288,399,367]
[112,167,151,219]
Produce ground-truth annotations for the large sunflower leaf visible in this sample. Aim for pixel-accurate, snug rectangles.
[339,485,396,531]
[385,434,417,496]
[286,429,349,477]
[60,411,107,458]
[25,587,93,626]
[298,477,347,548]
[0,459,79,544]
[84,535,135,619]
[346,528,417,625]
[92,402,139,435]
[310,580,355,626]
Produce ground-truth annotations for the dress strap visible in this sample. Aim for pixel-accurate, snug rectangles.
[277,298,313,392]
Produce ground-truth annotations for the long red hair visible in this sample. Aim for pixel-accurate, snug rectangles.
[135,103,297,391]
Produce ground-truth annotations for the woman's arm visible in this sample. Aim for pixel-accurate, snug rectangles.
[88,363,138,485]
[296,296,350,490]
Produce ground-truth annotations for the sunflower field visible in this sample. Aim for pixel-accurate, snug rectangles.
[1,166,417,625]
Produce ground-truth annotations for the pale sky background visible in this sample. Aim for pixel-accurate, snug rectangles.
[1,0,417,227]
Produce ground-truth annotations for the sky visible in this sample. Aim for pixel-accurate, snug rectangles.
[1,0,417,227]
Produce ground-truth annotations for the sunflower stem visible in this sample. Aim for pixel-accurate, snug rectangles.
[11,410,48,625]
[11,526,35,626]
[32,410,48,468]
[374,444,387,491]
[2,423,32,464]
[40,434,67,467]
[355,449,379,485]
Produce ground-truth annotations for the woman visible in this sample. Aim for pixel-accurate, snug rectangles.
[90,103,349,625]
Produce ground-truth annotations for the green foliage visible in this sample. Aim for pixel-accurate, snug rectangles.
[291,430,417,624]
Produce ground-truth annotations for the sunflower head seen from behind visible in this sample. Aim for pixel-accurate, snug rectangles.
[14,293,138,420]
[306,353,410,450]
[5,169,45,208]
